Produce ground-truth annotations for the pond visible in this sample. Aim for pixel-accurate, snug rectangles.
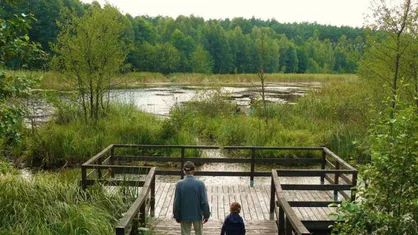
[25,82,322,185]
[27,82,320,124]
[105,82,320,117]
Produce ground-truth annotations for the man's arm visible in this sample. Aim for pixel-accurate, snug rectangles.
[173,183,181,222]
[200,182,210,220]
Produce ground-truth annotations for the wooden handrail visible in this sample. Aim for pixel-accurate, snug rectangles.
[271,170,310,235]
[115,167,156,235]
[112,144,323,151]
[83,144,113,165]
[323,147,356,171]
[276,199,311,235]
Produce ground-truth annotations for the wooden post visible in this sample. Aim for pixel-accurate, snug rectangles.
[320,150,326,184]
[81,166,87,190]
[130,214,139,235]
[115,227,124,235]
[97,156,102,179]
[351,171,358,201]
[110,147,115,178]
[334,161,340,201]
[250,148,255,187]
[180,147,185,179]
[285,216,292,235]
[270,176,276,219]
[150,175,156,217]
[278,205,285,235]
[139,202,146,230]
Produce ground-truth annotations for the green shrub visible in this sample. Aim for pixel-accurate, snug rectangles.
[333,103,418,234]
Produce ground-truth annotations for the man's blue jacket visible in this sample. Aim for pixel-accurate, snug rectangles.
[173,175,210,222]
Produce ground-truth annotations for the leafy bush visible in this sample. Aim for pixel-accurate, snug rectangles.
[333,104,418,234]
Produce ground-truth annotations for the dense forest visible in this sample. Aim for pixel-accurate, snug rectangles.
[1,0,366,74]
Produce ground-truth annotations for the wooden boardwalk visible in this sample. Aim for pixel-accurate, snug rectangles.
[152,182,337,234]
[82,144,357,234]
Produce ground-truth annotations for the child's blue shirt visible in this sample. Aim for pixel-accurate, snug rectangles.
[220,213,246,235]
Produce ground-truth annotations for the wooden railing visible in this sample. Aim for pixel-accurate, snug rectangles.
[110,144,325,186]
[115,167,156,235]
[81,148,156,235]
[322,147,358,201]
[269,148,358,234]
[271,170,310,235]
[83,144,357,234]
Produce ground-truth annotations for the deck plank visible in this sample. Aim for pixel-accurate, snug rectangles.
[152,218,278,235]
[155,183,337,221]
[239,185,251,221]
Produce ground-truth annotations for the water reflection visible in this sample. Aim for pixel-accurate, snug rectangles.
[107,82,319,117]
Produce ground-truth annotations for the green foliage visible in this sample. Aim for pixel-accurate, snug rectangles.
[30,104,162,167]
[333,104,418,235]
[189,45,213,74]
[164,80,372,159]
[0,13,42,153]
[0,71,36,145]
[359,0,418,113]
[0,171,130,235]
[51,4,130,121]
[0,13,46,68]
[0,158,19,174]
[3,0,367,74]
[28,103,198,167]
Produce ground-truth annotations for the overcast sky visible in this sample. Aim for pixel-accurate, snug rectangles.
[81,0,376,27]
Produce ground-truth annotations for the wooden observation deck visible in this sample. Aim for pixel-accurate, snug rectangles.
[81,145,357,235]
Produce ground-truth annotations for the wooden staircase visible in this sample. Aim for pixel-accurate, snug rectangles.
[151,218,278,235]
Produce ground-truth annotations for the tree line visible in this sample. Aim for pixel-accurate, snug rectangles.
[1,0,366,74]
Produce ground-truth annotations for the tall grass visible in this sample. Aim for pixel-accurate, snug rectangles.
[28,103,198,167]
[7,70,358,90]
[168,73,358,84]
[0,171,129,235]
[166,78,377,160]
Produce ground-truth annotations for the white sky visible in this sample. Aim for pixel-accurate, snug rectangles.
[81,0,376,27]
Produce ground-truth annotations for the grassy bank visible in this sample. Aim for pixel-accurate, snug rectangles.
[0,170,130,235]
[25,104,198,167]
[9,72,375,166]
[7,70,358,90]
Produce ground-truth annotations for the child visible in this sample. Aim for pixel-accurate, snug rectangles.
[220,202,246,235]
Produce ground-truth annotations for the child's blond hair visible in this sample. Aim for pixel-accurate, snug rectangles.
[230,202,241,214]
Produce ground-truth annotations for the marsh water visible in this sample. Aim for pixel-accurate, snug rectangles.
[27,82,320,122]
[106,82,319,117]
[27,82,321,184]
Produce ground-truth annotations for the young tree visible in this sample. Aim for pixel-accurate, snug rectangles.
[359,0,418,117]
[254,27,270,123]
[52,4,129,122]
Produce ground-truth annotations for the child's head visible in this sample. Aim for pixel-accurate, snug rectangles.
[230,202,241,214]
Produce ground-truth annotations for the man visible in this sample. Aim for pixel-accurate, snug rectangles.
[173,161,210,235]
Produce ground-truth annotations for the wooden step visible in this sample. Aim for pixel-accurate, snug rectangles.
[151,218,278,235]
